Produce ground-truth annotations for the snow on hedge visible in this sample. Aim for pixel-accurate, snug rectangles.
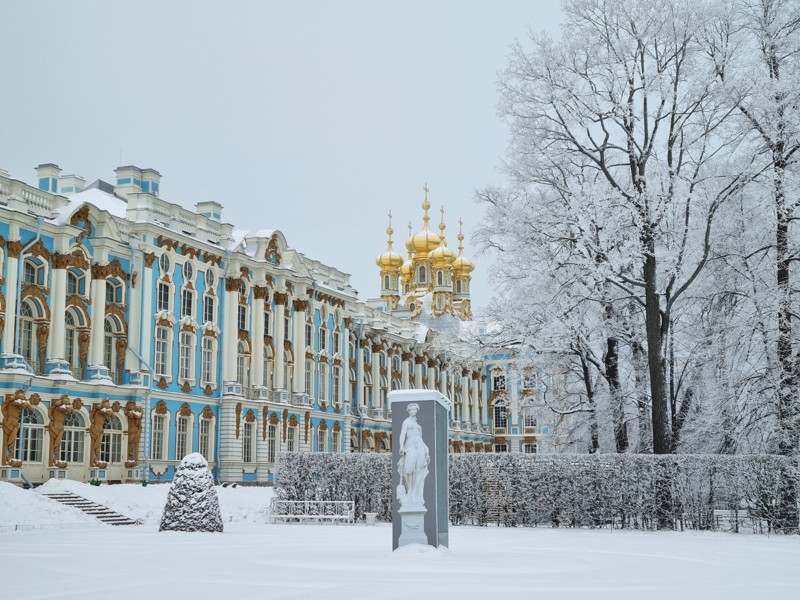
[159,453,223,532]
[274,452,799,532]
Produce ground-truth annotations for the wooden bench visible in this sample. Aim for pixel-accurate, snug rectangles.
[269,499,355,524]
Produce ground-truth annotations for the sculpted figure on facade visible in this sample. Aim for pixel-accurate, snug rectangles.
[89,399,112,466]
[396,403,429,507]
[47,395,74,466]
[125,401,143,466]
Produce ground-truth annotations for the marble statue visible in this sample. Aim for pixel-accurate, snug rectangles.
[396,403,429,507]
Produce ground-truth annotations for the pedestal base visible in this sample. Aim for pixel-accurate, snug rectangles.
[398,506,428,546]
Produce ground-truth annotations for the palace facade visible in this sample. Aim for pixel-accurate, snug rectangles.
[0,164,556,486]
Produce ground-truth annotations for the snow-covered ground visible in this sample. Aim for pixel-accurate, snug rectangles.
[1,481,799,600]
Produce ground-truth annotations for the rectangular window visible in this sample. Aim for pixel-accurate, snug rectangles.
[242,422,254,463]
[201,337,215,385]
[317,428,327,453]
[332,367,341,404]
[181,288,194,318]
[199,419,212,460]
[319,329,327,352]
[492,374,506,391]
[524,413,538,430]
[101,431,122,463]
[284,316,290,341]
[319,365,328,400]
[331,430,340,453]
[494,405,507,429]
[524,443,538,454]
[332,332,340,355]
[267,424,277,463]
[203,295,215,324]
[176,416,190,459]
[60,429,84,463]
[157,282,170,312]
[287,426,296,452]
[522,372,537,389]
[494,443,508,453]
[179,332,192,381]
[154,327,169,377]
[16,424,43,462]
[264,311,271,337]
[151,414,166,460]
[305,323,313,348]
[305,362,313,395]
[238,305,247,332]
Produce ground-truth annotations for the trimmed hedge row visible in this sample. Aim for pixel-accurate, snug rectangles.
[274,452,800,533]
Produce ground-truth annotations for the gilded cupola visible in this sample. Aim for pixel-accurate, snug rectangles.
[452,219,475,275]
[407,185,441,254]
[428,207,455,267]
[375,211,403,271]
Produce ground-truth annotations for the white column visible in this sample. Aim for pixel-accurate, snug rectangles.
[89,270,107,366]
[252,287,266,386]
[439,364,447,396]
[414,357,423,390]
[3,254,18,352]
[127,254,142,372]
[356,338,364,407]
[274,293,286,389]
[292,298,307,393]
[223,280,238,382]
[48,264,67,359]
[401,352,410,389]
[140,254,155,367]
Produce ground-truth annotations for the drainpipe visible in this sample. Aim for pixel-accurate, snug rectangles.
[14,216,45,360]
[214,245,234,483]
[355,316,365,453]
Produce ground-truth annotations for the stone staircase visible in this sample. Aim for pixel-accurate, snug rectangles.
[42,491,138,526]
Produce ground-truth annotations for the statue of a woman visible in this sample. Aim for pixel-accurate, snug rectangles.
[397,403,429,507]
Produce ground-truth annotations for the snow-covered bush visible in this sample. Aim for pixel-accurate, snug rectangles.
[159,453,223,533]
[274,452,798,532]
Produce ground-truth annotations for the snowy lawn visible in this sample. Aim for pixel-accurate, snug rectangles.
[1,482,799,600]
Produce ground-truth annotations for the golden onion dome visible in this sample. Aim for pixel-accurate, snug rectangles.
[429,213,455,266]
[409,191,441,253]
[376,213,403,270]
[452,220,475,275]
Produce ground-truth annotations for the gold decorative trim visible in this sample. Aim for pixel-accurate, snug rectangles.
[201,405,214,419]
[157,377,168,389]
[236,402,243,438]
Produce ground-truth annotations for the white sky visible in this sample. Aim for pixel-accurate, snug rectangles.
[0,0,562,313]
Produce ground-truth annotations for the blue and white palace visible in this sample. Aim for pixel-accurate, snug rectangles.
[0,163,557,486]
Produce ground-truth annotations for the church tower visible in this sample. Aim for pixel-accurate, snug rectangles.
[378,184,474,321]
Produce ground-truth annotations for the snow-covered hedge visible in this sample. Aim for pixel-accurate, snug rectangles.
[274,452,392,521]
[275,452,799,532]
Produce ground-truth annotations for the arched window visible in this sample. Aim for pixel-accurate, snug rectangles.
[237,341,250,388]
[65,311,80,370]
[418,266,426,283]
[102,319,115,374]
[493,404,508,429]
[101,415,123,463]
[437,271,443,286]
[15,409,44,462]
[383,275,389,290]
[106,279,123,304]
[67,269,84,295]
[23,258,43,285]
[19,302,36,365]
[60,412,85,463]
[456,279,462,294]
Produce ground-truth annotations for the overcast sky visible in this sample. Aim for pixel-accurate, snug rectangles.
[0,0,562,313]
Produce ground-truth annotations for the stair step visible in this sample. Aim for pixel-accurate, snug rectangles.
[43,492,136,526]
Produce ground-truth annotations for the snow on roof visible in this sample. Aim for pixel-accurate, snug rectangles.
[53,187,128,225]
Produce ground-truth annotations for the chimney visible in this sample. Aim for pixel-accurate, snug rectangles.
[114,165,143,200]
[141,168,161,196]
[196,201,223,222]
[59,174,86,195]
[36,163,62,193]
